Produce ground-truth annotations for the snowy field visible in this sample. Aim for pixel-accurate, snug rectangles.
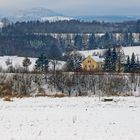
[0,56,65,71]
[0,97,140,140]
[79,46,140,59]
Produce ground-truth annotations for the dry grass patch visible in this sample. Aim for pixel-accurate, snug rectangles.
[3,95,13,102]
[35,92,66,98]
[54,93,65,98]
[15,94,31,98]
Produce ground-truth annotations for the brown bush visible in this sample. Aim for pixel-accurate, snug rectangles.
[15,94,31,98]
[54,93,65,98]
[3,96,13,102]
[35,93,48,97]
[0,84,12,97]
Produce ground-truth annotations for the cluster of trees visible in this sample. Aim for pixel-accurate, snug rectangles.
[104,47,140,73]
[125,53,140,73]
[2,19,140,33]
[0,51,140,97]
[1,54,49,73]
[0,72,139,97]
[65,50,83,72]
[2,47,140,74]
[104,47,125,72]
[0,31,139,57]
[0,19,140,56]
[1,51,82,74]
[0,32,64,57]
[74,32,140,50]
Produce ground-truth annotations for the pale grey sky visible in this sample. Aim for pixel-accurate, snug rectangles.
[0,0,140,16]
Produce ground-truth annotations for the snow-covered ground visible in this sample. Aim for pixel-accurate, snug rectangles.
[0,96,140,140]
[79,46,140,59]
[0,56,65,71]
[0,56,37,71]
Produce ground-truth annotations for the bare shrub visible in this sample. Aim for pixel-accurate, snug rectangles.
[79,91,88,96]
[12,74,35,96]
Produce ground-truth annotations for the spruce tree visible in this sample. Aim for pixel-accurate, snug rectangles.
[111,47,117,72]
[136,57,140,73]
[104,48,112,72]
[74,35,82,50]
[88,34,97,50]
[130,53,136,72]
[125,56,130,72]
[35,54,49,73]
[66,52,82,72]
[66,58,75,72]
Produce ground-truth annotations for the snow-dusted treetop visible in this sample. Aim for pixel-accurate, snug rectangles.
[41,16,73,22]
[0,22,3,28]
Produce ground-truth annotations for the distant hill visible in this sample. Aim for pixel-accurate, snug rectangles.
[0,7,72,22]
[75,16,140,22]
[1,8,140,23]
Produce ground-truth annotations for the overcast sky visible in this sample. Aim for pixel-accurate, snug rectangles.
[0,0,140,16]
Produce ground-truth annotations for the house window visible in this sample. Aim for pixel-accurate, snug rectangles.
[88,60,91,63]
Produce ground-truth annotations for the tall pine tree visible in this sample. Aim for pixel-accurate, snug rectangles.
[111,47,117,72]
[125,56,130,72]
[88,34,97,50]
[130,53,136,72]
[104,48,112,72]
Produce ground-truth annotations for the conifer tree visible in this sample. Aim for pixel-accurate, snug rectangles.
[66,52,82,72]
[111,47,117,72]
[130,53,136,72]
[74,35,82,50]
[125,56,130,72]
[104,48,112,72]
[88,34,97,50]
[135,57,140,73]
[35,54,49,73]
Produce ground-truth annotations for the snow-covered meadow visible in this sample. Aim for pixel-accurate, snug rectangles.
[0,96,140,140]
[0,56,65,71]
[79,46,140,59]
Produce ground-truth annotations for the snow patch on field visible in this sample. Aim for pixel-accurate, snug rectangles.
[0,56,37,71]
[0,97,140,140]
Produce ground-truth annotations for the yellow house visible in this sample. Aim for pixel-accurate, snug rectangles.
[82,55,104,71]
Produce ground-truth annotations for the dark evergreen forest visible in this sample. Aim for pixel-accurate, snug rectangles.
[0,19,140,57]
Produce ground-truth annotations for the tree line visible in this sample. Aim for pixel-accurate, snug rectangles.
[0,19,140,57]
[2,19,140,33]
[0,31,140,57]
[104,47,140,73]
[0,72,139,98]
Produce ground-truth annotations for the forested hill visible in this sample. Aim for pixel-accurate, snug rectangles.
[1,20,140,57]
[2,20,140,33]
